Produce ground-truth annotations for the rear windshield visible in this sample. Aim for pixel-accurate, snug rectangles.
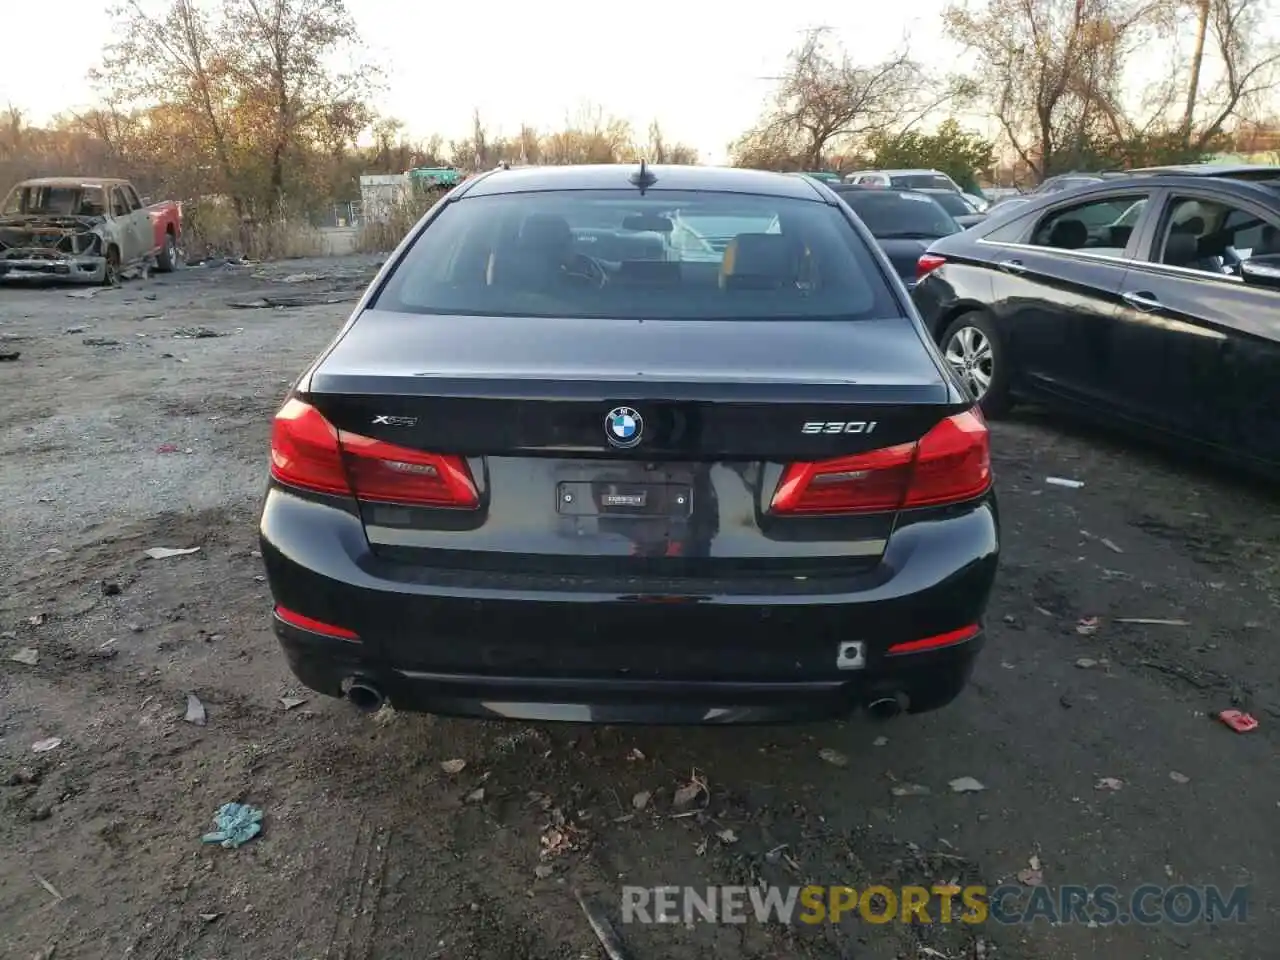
[889,174,955,191]
[371,189,901,321]
[2,184,107,216]
[836,190,960,239]
[926,191,971,216]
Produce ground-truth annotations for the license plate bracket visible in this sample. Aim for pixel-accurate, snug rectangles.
[556,481,693,518]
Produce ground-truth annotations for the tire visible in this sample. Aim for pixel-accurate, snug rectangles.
[156,231,179,273]
[939,310,1013,418]
[101,246,121,287]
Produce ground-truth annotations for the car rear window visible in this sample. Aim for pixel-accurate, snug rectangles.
[927,191,971,216]
[371,189,902,321]
[890,174,955,191]
[835,190,960,239]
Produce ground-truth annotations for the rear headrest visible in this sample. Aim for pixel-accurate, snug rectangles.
[1163,232,1199,267]
[1048,219,1088,249]
[1174,216,1204,235]
[719,233,801,289]
[518,214,572,250]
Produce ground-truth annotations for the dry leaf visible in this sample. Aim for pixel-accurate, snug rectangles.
[1169,771,1190,784]
[440,759,467,774]
[949,776,986,793]
[1095,777,1123,791]
[631,790,651,810]
[818,747,848,767]
[716,827,739,844]
[464,787,485,803]
[892,783,931,797]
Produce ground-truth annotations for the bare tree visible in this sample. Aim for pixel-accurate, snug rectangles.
[731,28,947,170]
[1189,0,1280,146]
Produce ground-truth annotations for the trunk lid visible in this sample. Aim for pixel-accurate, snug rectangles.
[303,311,965,578]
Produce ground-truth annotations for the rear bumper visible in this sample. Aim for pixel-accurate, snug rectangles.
[260,487,999,725]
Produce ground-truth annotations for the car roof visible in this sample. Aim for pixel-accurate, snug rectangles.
[457,163,827,201]
[10,176,131,189]
[1127,163,1280,177]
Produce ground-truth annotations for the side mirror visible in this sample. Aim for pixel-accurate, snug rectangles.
[1240,254,1280,290]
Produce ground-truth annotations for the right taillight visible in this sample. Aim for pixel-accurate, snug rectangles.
[916,253,946,280]
[269,398,479,508]
[769,409,991,515]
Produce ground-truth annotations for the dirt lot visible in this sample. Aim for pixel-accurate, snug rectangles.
[1,257,1277,960]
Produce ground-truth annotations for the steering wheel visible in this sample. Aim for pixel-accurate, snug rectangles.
[563,253,608,288]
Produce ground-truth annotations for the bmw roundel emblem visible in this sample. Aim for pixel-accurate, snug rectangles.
[605,406,644,448]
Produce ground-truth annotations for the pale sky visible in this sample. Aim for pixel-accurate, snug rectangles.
[3,0,977,164]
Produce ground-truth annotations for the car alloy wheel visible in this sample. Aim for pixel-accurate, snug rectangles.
[943,324,994,401]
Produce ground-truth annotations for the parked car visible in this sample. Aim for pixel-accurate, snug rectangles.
[910,165,1280,474]
[0,176,182,284]
[915,187,988,228]
[830,184,962,288]
[845,168,963,192]
[260,163,999,725]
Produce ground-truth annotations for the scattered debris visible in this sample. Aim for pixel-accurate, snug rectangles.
[64,325,86,334]
[672,770,709,809]
[716,827,739,844]
[144,546,200,560]
[9,647,39,666]
[818,747,849,767]
[1095,777,1124,791]
[27,613,47,626]
[1076,616,1100,635]
[201,802,263,848]
[1217,709,1258,733]
[67,287,114,299]
[279,697,307,710]
[101,580,122,596]
[184,694,207,726]
[1169,771,1191,784]
[173,326,221,338]
[156,444,180,453]
[82,337,120,347]
[892,783,931,797]
[1075,657,1099,669]
[199,912,221,923]
[31,737,63,753]
[0,350,20,361]
[464,787,485,804]
[33,873,64,901]
[1046,477,1085,489]
[6,768,39,786]
[1017,854,1044,886]
[281,272,322,283]
[574,889,632,960]
[949,776,986,793]
[372,703,396,725]
[534,864,555,879]
[1115,617,1188,626]
[1100,538,1124,553]
[440,759,467,775]
[631,790,651,810]
[872,736,888,747]
[625,748,646,762]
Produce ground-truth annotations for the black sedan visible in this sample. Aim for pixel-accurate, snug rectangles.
[259,163,999,726]
[910,167,1280,474]
[829,184,962,288]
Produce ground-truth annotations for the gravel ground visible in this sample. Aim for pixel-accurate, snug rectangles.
[1,257,1277,960]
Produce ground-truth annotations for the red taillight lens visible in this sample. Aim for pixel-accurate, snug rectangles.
[270,398,349,496]
[916,253,946,280]
[769,409,991,515]
[274,604,360,641]
[269,399,479,508]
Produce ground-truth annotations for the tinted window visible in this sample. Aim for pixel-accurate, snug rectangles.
[836,189,959,239]
[1027,194,1149,259]
[373,189,901,321]
[890,174,955,191]
[926,191,971,216]
[1155,196,1280,275]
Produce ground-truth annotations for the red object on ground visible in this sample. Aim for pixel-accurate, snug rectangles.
[1217,709,1258,733]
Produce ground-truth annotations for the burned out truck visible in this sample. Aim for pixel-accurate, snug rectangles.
[0,177,182,285]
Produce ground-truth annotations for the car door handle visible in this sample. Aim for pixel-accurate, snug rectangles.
[1121,290,1162,311]
[997,258,1025,274]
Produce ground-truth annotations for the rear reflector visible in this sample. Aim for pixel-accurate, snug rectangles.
[274,604,360,641]
[770,409,991,515]
[916,253,946,280]
[888,623,979,654]
[269,398,479,508]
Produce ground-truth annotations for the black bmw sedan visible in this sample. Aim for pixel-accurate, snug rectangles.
[910,166,1280,475]
[259,163,1000,725]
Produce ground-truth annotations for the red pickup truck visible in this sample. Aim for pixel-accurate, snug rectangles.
[0,176,182,285]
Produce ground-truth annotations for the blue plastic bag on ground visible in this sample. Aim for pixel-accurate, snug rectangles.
[201,802,263,848]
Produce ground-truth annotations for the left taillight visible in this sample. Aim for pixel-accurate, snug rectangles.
[269,398,479,508]
[769,409,992,515]
[917,253,946,281]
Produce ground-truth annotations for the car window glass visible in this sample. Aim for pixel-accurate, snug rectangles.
[837,190,959,238]
[1157,195,1280,276]
[373,189,902,322]
[124,185,143,210]
[891,174,955,191]
[1027,194,1148,259]
[982,214,1035,243]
